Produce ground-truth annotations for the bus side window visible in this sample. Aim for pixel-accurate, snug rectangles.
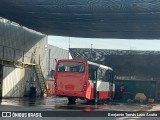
[98,68,106,81]
[89,65,98,80]
[108,71,114,83]
[89,69,95,80]
[102,69,106,82]
[97,69,102,81]
[105,71,109,81]
[105,71,109,82]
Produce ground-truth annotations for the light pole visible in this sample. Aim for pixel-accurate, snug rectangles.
[90,44,93,61]
[68,37,70,59]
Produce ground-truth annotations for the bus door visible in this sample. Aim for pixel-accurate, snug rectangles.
[88,65,98,100]
[108,71,115,98]
[93,70,97,101]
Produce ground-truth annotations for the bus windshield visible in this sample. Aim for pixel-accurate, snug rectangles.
[58,62,85,72]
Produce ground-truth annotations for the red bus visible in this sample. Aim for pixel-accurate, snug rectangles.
[54,59,116,104]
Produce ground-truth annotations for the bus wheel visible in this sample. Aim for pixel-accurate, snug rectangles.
[68,97,76,104]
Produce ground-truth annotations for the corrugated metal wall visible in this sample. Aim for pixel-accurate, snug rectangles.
[0,18,48,97]
[0,20,48,65]
[43,44,69,79]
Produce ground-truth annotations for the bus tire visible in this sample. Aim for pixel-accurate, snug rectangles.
[68,97,76,104]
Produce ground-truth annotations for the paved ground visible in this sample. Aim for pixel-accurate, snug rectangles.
[0,96,160,120]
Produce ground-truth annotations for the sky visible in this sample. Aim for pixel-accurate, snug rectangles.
[48,35,160,51]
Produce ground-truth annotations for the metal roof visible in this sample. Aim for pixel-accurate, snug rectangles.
[1,0,160,39]
[69,48,160,80]
[69,48,160,62]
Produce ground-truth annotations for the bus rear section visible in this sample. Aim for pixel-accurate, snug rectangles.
[54,60,116,104]
[54,60,90,104]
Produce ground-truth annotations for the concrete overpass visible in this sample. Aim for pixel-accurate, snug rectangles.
[1,0,160,39]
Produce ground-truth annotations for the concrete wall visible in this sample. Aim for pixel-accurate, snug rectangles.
[2,66,41,98]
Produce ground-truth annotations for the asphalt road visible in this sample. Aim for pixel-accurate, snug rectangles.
[0,96,159,120]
